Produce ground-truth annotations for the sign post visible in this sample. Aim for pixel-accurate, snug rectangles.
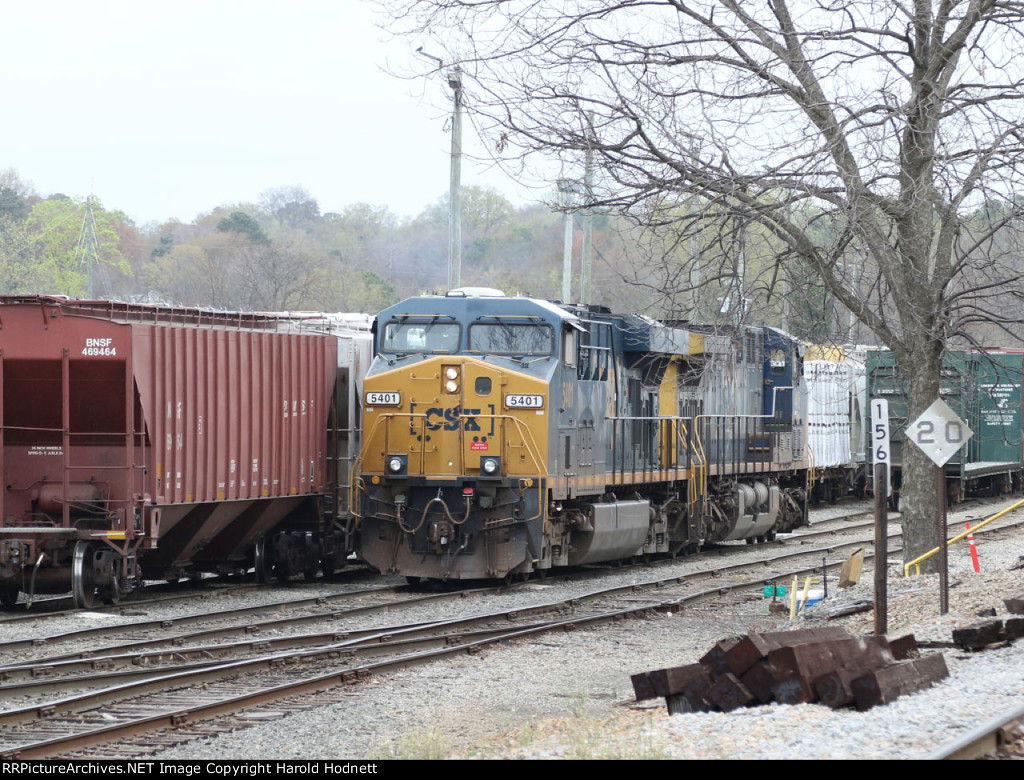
[870,399,890,635]
[905,398,973,615]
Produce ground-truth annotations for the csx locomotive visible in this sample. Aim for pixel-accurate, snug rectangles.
[354,289,810,581]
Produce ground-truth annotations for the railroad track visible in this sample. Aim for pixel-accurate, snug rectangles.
[3,499,1022,759]
[0,542,941,755]
[926,703,1024,760]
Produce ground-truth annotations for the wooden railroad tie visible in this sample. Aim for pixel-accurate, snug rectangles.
[952,617,1024,651]
[631,627,949,713]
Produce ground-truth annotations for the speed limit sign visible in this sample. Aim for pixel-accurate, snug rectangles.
[907,398,973,467]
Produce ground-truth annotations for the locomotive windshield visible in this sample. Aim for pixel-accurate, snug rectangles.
[381,319,461,354]
[468,322,554,356]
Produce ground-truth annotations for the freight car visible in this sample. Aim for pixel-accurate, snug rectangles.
[804,345,870,504]
[865,348,1024,507]
[0,296,372,608]
[353,289,810,582]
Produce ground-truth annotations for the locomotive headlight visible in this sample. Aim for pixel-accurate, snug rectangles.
[386,455,408,475]
[480,456,501,477]
[443,365,460,394]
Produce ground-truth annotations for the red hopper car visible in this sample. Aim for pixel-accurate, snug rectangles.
[0,296,371,607]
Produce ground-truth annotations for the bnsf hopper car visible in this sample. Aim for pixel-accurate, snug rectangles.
[866,348,1024,506]
[354,289,810,582]
[0,296,371,608]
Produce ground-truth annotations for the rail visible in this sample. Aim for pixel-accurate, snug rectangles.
[923,701,1024,760]
[904,495,1024,576]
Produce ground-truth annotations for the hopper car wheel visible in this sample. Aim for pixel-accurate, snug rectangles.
[0,580,18,609]
[321,551,337,578]
[276,557,293,584]
[72,541,100,609]
[254,539,272,584]
[101,573,122,606]
[303,534,319,582]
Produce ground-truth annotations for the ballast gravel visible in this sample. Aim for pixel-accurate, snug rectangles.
[17,500,1022,761]
[136,500,1024,761]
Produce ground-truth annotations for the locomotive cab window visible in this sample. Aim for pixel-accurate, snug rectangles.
[770,348,787,374]
[468,323,553,356]
[563,327,576,368]
[382,320,461,354]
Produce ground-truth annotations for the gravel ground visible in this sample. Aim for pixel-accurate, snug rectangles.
[127,500,1024,761]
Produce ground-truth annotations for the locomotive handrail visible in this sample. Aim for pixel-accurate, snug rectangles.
[691,408,799,515]
[604,414,693,471]
[349,413,392,520]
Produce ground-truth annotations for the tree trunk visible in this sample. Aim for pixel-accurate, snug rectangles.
[898,344,944,572]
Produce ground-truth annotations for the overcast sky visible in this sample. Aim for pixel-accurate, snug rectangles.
[2,1,535,227]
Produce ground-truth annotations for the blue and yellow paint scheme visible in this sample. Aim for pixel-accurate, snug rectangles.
[354,290,809,581]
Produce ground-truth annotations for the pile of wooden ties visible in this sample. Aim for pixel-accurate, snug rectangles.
[631,626,948,713]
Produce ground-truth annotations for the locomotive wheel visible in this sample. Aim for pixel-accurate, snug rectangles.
[0,579,18,609]
[72,541,100,609]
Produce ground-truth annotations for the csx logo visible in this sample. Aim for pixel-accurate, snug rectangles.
[415,406,482,432]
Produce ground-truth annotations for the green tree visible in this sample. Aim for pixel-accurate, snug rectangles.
[17,197,131,297]
[0,188,30,220]
[216,210,269,244]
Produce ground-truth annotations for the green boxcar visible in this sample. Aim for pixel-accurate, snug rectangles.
[866,349,1024,504]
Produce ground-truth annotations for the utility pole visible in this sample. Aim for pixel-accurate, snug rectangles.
[558,180,576,303]
[581,112,594,306]
[448,67,463,290]
[416,47,463,290]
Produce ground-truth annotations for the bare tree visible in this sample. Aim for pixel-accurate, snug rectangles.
[382,0,1024,566]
